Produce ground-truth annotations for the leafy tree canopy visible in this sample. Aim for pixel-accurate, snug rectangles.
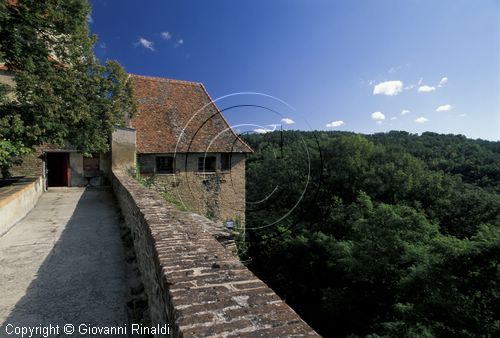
[242,131,499,337]
[0,0,135,177]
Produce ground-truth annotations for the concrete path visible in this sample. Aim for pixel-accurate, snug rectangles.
[0,188,129,337]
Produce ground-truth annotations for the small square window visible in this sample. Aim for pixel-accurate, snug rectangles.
[156,156,174,173]
[221,153,231,171]
[198,156,216,172]
[83,156,99,175]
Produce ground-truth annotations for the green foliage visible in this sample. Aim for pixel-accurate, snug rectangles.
[161,190,189,212]
[230,217,250,261]
[0,0,136,177]
[243,131,500,337]
[395,225,500,337]
[131,169,189,212]
[369,131,500,193]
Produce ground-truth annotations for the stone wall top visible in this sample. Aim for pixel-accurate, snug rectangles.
[112,170,319,337]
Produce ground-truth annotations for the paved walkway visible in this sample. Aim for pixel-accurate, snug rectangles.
[0,188,129,337]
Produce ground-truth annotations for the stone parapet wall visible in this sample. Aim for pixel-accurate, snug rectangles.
[0,177,43,237]
[111,170,319,337]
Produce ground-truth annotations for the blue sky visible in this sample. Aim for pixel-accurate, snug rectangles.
[89,0,499,140]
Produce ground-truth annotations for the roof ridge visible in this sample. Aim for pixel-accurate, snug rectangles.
[130,73,253,153]
[128,73,201,86]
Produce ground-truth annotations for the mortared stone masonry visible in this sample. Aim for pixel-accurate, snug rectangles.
[112,170,319,337]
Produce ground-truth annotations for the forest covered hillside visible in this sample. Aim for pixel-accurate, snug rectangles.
[241,131,499,337]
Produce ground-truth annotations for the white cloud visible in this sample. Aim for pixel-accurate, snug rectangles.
[436,104,452,112]
[161,32,172,40]
[87,14,93,23]
[281,118,295,125]
[418,85,436,93]
[326,120,345,128]
[459,113,467,117]
[254,124,280,133]
[371,111,386,121]
[174,38,184,48]
[376,121,383,124]
[418,77,423,85]
[138,37,155,51]
[438,77,448,87]
[415,117,429,123]
[390,117,397,120]
[400,109,410,115]
[373,80,403,96]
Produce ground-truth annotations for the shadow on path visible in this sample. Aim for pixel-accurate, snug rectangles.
[0,188,129,337]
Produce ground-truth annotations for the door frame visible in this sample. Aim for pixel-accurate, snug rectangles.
[45,151,71,187]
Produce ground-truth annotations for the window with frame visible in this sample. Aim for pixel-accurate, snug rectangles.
[221,153,231,171]
[198,156,216,172]
[156,156,174,173]
[83,156,99,175]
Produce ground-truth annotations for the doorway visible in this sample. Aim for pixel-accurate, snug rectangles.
[46,152,70,187]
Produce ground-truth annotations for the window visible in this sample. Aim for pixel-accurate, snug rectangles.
[198,156,216,172]
[83,157,99,173]
[221,153,231,171]
[156,156,174,173]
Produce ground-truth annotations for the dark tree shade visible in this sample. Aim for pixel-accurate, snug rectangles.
[242,131,500,337]
[0,0,135,177]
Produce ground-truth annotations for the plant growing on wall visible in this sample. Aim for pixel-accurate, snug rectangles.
[131,168,189,212]
[0,0,136,177]
[231,217,250,263]
[203,173,223,220]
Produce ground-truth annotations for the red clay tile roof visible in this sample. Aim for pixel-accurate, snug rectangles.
[129,74,252,154]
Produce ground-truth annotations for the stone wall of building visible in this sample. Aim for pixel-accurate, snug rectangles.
[0,68,16,101]
[111,170,319,337]
[10,146,111,186]
[9,149,43,178]
[138,153,246,225]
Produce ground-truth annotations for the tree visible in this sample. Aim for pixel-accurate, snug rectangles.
[392,224,500,337]
[0,0,135,177]
[242,131,500,337]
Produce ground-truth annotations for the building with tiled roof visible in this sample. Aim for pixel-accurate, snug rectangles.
[4,67,250,224]
[129,74,252,224]
[129,74,252,154]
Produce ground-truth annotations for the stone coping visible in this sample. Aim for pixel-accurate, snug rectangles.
[0,177,40,208]
[112,170,320,337]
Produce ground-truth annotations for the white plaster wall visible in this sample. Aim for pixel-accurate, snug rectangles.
[69,153,85,187]
[111,128,136,170]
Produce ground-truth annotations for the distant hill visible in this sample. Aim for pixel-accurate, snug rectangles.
[241,130,500,337]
